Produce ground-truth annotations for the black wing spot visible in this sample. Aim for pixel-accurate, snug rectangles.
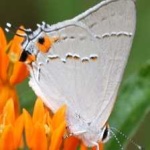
[38,37,45,44]
[102,126,109,142]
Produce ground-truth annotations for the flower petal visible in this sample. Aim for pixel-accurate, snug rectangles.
[30,123,47,150]
[63,136,80,150]
[91,143,103,150]
[7,26,25,63]
[0,125,15,150]
[14,114,24,148]
[49,121,66,150]
[2,99,15,124]
[0,28,7,49]
[0,28,9,82]
[10,61,29,85]
[99,143,104,150]
[32,98,45,124]
[23,109,33,147]
[0,85,19,116]
[52,105,66,129]
[80,143,87,150]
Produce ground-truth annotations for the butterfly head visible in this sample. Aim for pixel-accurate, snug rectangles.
[13,22,59,63]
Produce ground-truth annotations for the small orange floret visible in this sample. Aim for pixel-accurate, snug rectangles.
[0,28,9,83]
[23,98,67,150]
[63,136,80,150]
[10,61,29,85]
[7,26,26,63]
[0,99,24,150]
[0,27,29,116]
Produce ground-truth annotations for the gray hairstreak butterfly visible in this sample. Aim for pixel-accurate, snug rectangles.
[13,0,136,149]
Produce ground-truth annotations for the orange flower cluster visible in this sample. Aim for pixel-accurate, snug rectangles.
[0,27,28,116]
[0,27,103,150]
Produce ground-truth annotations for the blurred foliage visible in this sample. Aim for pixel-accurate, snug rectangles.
[106,61,150,149]
[16,79,36,113]
[0,0,150,149]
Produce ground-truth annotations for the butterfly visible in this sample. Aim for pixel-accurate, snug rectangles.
[13,0,136,149]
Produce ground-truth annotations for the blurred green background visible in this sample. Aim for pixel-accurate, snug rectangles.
[0,0,150,149]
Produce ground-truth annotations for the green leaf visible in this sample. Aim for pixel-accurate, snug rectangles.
[105,61,150,149]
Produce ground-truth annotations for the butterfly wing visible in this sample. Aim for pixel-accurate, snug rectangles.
[29,0,136,126]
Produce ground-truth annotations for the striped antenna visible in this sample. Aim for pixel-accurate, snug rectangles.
[111,127,144,150]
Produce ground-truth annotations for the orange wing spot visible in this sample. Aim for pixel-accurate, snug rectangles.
[26,55,36,64]
[36,35,59,53]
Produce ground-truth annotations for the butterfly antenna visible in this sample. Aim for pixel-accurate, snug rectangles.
[111,127,144,150]
[110,129,123,150]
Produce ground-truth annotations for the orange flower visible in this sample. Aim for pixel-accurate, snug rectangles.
[0,27,104,150]
[63,136,80,150]
[23,98,66,150]
[63,133,104,150]
[81,143,103,150]
[0,99,24,150]
[0,27,29,115]
[23,98,104,150]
